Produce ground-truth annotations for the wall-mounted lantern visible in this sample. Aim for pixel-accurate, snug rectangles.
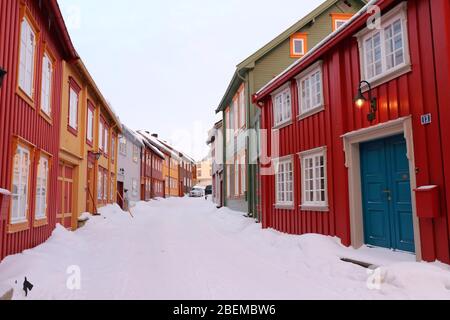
[354,80,377,123]
[0,68,7,88]
[89,151,102,161]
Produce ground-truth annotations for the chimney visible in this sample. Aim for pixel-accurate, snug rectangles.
[152,134,158,138]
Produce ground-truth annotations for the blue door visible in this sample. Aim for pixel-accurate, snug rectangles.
[360,135,415,253]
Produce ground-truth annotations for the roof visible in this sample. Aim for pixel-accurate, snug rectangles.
[135,131,166,159]
[47,0,79,61]
[121,124,144,147]
[216,0,366,113]
[75,60,122,133]
[254,0,379,101]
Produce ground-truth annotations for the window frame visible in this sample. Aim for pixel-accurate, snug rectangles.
[299,147,328,211]
[86,101,95,146]
[272,85,292,128]
[296,61,324,119]
[39,45,55,121]
[34,151,51,224]
[67,77,81,136]
[274,156,294,208]
[331,13,354,32]
[290,33,307,58]
[355,2,411,88]
[16,5,40,107]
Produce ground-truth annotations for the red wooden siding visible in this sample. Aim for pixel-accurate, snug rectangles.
[258,0,450,263]
[0,0,76,261]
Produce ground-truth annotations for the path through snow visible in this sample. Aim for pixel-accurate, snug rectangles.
[1,197,450,300]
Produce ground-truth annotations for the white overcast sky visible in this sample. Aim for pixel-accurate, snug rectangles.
[59,0,325,161]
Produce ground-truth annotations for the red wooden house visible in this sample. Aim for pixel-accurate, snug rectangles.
[253,0,450,263]
[0,0,78,261]
[139,134,165,200]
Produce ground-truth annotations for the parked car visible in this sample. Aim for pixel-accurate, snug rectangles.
[189,187,205,198]
[205,185,212,196]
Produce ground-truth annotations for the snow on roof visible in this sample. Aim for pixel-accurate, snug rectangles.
[255,0,377,97]
[122,125,144,147]
[136,131,169,159]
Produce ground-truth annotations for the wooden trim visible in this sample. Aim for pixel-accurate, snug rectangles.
[290,33,308,58]
[330,13,354,31]
[67,77,81,135]
[38,43,56,122]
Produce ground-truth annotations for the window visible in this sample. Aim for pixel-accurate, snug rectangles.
[87,104,94,144]
[272,87,292,127]
[357,3,409,84]
[110,174,115,201]
[68,86,79,132]
[99,120,104,151]
[35,154,49,220]
[300,148,327,208]
[275,157,294,206]
[104,125,109,156]
[297,63,323,117]
[239,89,245,128]
[40,52,53,117]
[119,136,127,155]
[133,145,139,163]
[131,178,138,197]
[103,171,108,201]
[11,144,31,223]
[111,135,116,162]
[331,13,353,32]
[225,108,230,142]
[240,154,246,195]
[18,15,37,99]
[97,168,103,200]
[290,33,307,58]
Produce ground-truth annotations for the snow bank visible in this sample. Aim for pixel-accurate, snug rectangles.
[0,199,449,300]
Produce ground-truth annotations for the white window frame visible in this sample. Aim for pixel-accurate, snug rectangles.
[297,61,324,118]
[274,156,294,207]
[40,52,53,116]
[133,145,139,163]
[334,19,349,30]
[68,87,78,130]
[299,147,328,210]
[99,120,104,151]
[292,38,305,56]
[355,2,410,87]
[272,85,292,128]
[119,136,127,156]
[87,107,94,143]
[239,89,246,129]
[11,144,31,224]
[18,17,36,99]
[35,154,49,220]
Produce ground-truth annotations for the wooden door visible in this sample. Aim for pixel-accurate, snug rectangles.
[86,161,95,213]
[58,163,74,230]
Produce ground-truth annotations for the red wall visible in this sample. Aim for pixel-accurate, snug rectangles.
[260,0,450,263]
[0,0,66,260]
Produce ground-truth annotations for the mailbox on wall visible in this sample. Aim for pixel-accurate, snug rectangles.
[414,185,440,219]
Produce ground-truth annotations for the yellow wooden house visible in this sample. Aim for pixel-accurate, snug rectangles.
[59,59,121,230]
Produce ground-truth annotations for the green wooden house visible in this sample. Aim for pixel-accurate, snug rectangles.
[215,0,366,219]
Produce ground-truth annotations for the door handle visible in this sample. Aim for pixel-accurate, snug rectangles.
[382,189,391,194]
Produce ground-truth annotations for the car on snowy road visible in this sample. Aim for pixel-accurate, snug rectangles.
[189,187,205,198]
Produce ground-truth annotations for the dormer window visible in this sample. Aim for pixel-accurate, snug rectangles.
[331,13,354,31]
[290,33,307,58]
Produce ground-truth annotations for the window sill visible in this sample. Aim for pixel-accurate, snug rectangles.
[273,120,293,130]
[274,204,295,210]
[39,110,53,125]
[300,205,329,212]
[33,218,48,228]
[16,88,35,109]
[8,221,29,234]
[362,64,412,93]
[298,106,324,120]
[86,139,93,148]
[67,125,78,137]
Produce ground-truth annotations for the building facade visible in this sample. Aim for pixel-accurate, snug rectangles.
[215,0,366,219]
[117,125,143,208]
[195,159,213,187]
[207,120,224,207]
[0,0,78,260]
[254,0,450,263]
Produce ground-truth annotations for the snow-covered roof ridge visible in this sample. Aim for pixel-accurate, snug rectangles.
[136,130,166,159]
[256,0,378,97]
[122,124,144,147]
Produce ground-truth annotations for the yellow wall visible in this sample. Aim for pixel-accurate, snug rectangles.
[60,61,119,230]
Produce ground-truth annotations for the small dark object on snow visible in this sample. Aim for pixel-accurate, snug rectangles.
[23,277,33,296]
[340,258,375,269]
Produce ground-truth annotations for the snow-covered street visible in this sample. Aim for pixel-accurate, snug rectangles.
[1,197,450,300]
